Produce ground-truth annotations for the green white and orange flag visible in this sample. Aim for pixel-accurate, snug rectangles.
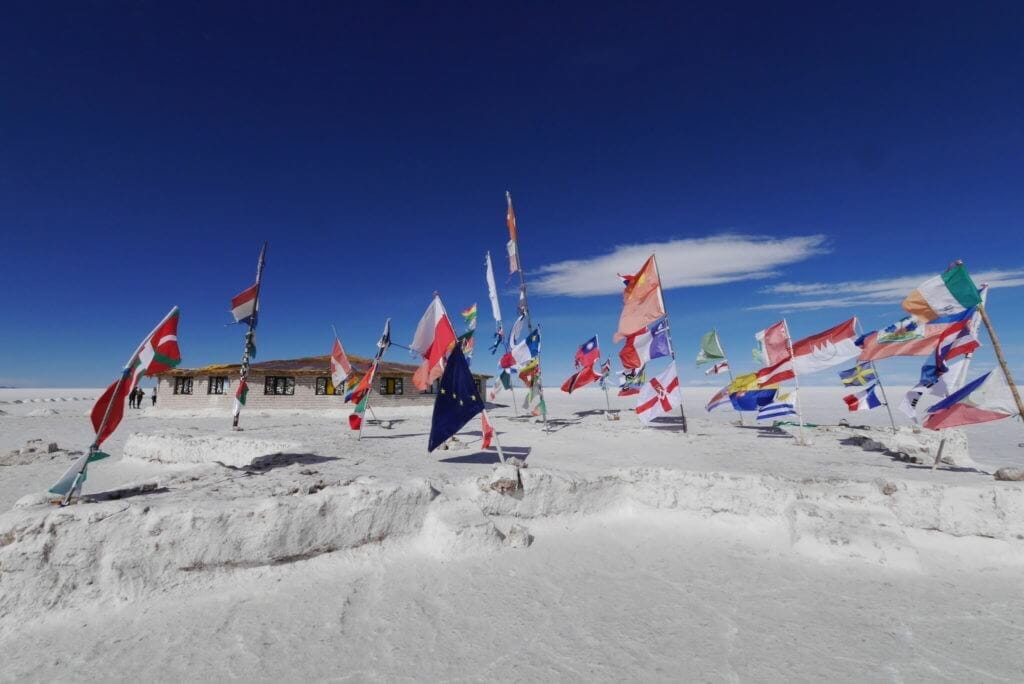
[902,264,982,322]
[349,393,369,430]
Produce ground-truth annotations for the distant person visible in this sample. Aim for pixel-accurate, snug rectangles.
[136,388,145,408]
[128,388,136,409]
[151,387,157,406]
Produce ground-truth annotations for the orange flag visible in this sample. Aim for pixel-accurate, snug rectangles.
[614,255,666,342]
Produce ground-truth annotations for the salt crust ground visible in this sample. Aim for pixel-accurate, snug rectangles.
[2,387,1024,681]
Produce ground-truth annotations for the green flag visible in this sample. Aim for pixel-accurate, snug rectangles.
[696,330,725,365]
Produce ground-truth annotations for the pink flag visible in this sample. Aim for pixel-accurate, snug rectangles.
[614,255,665,342]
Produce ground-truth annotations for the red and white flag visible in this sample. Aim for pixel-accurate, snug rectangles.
[410,295,458,390]
[91,307,182,447]
[230,284,259,324]
[330,337,353,389]
[705,361,730,376]
[755,321,789,365]
[757,318,860,386]
[614,255,666,342]
[635,362,682,424]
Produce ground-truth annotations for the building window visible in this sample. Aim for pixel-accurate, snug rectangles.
[315,377,344,396]
[173,377,193,395]
[264,376,295,396]
[207,376,228,395]
[421,379,440,395]
[378,377,403,396]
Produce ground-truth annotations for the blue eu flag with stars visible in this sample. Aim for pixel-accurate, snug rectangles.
[429,345,485,452]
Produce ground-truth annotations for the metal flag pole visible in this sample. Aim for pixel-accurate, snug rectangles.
[650,253,688,433]
[781,319,807,445]
[358,318,391,441]
[852,320,898,434]
[506,191,548,431]
[233,241,267,431]
[713,328,743,426]
[63,306,180,505]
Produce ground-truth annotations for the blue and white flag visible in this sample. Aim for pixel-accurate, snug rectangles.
[757,393,797,421]
[843,383,884,412]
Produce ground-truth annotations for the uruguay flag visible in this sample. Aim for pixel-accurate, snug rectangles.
[843,384,884,412]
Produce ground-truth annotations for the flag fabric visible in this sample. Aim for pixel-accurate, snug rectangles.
[346,363,376,404]
[923,370,1018,430]
[598,359,612,390]
[230,284,259,325]
[619,321,670,369]
[561,363,600,393]
[618,366,646,396]
[90,307,182,447]
[754,322,789,366]
[705,361,730,376]
[459,331,475,358]
[696,330,726,365]
[936,316,980,363]
[509,313,526,347]
[461,304,478,329]
[614,255,665,342]
[349,393,369,431]
[428,346,484,451]
[843,384,885,412]
[488,369,513,401]
[232,378,248,417]
[758,393,797,421]
[575,336,601,369]
[330,338,353,390]
[500,328,541,369]
[635,362,682,424]
[728,372,760,393]
[507,240,520,274]
[484,252,503,323]
[523,380,547,418]
[756,318,859,386]
[900,359,966,421]
[518,357,540,384]
[506,193,519,241]
[705,386,731,412]
[838,363,878,387]
[411,296,458,390]
[481,412,494,449]
[730,389,778,412]
[376,319,392,357]
[489,326,504,355]
[857,309,974,362]
[902,264,982,322]
[48,449,111,497]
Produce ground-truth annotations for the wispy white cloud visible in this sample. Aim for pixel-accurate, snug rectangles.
[750,269,1024,312]
[531,235,829,297]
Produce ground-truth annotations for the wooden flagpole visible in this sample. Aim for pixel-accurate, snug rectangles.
[782,319,807,445]
[506,191,548,430]
[233,241,267,430]
[650,253,688,433]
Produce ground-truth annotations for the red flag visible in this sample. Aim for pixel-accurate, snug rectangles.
[481,412,494,449]
[614,255,665,342]
[561,364,600,393]
[411,296,458,390]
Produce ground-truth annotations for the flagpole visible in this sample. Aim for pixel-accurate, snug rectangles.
[506,191,547,431]
[852,320,897,434]
[714,328,743,426]
[62,306,180,506]
[782,319,807,445]
[481,408,506,464]
[650,254,688,433]
[233,241,267,431]
[358,358,377,441]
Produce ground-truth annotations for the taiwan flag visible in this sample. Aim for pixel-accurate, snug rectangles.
[575,336,600,369]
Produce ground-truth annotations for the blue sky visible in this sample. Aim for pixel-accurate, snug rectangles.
[1,3,1022,387]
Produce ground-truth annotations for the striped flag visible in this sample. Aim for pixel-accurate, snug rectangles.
[233,378,248,417]
[230,284,259,325]
[757,393,797,421]
[705,386,731,412]
[902,263,982,322]
[705,361,730,376]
